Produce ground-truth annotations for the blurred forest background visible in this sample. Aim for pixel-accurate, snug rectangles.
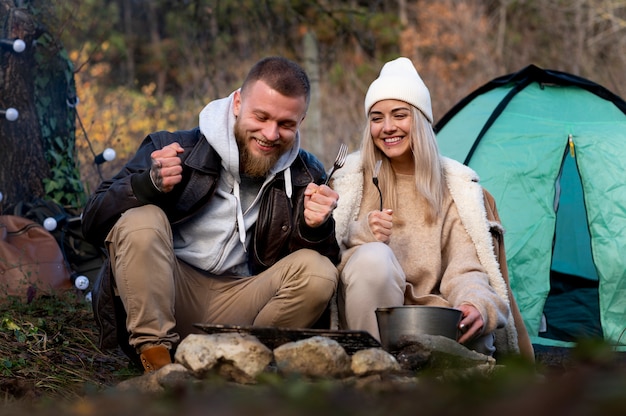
[4,0,626,205]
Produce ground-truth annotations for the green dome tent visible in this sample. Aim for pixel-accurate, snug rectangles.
[434,65,626,348]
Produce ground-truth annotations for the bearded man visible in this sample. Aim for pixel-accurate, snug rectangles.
[82,56,340,373]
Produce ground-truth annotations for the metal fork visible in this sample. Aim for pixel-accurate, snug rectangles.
[324,143,348,185]
[373,159,383,211]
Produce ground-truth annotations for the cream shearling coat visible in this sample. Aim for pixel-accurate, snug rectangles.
[332,152,521,355]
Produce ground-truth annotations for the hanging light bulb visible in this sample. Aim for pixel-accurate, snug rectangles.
[73,275,90,290]
[43,217,58,231]
[69,272,90,290]
[0,108,18,121]
[43,212,68,232]
[94,147,116,164]
[0,38,26,53]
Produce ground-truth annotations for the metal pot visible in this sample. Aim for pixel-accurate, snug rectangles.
[375,306,462,351]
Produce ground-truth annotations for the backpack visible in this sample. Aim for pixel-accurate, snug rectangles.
[0,214,73,301]
[9,198,105,288]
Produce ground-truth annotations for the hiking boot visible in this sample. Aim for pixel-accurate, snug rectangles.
[139,345,172,373]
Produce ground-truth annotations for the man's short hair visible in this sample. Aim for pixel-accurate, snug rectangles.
[241,56,310,107]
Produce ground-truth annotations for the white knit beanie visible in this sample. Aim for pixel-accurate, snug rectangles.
[364,57,433,123]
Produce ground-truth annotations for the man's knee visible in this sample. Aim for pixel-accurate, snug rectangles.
[116,205,168,230]
[108,205,170,244]
[292,248,337,277]
[285,249,338,296]
[106,205,172,252]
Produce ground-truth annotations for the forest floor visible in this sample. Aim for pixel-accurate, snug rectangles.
[1,292,625,416]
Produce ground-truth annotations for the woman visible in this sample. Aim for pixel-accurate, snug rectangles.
[332,57,511,356]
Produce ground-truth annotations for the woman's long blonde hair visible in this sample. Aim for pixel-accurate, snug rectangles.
[360,106,446,223]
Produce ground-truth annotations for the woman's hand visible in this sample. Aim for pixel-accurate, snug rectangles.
[368,209,393,243]
[456,303,484,344]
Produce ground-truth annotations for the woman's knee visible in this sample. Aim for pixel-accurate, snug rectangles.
[342,242,402,288]
[465,332,496,357]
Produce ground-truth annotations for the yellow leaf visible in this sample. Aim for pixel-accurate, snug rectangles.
[2,318,21,331]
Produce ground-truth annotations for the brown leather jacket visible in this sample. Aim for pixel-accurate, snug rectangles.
[83,127,340,357]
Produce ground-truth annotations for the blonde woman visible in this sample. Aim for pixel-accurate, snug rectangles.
[332,57,512,356]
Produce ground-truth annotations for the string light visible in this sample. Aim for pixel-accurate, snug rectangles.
[0,108,18,121]
[0,38,26,53]
[43,216,58,231]
[94,147,116,164]
[71,273,90,290]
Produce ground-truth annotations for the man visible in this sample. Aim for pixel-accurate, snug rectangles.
[82,56,340,373]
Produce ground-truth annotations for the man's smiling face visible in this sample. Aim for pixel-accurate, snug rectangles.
[233,80,307,177]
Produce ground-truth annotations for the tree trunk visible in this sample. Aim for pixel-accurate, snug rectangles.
[301,30,324,163]
[398,0,407,26]
[496,0,509,69]
[0,1,82,210]
[147,0,166,100]
[121,0,136,88]
[0,2,48,209]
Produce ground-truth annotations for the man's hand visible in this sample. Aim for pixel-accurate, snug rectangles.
[368,209,393,243]
[150,143,184,193]
[456,303,484,344]
[303,183,339,228]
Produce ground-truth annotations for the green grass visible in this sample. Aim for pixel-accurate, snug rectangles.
[0,291,137,404]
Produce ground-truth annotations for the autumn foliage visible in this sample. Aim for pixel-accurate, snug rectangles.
[47,0,626,203]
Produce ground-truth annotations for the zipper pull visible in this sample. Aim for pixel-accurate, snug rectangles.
[568,134,575,157]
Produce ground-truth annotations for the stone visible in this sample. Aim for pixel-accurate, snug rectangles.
[116,363,191,393]
[273,336,352,378]
[156,363,196,389]
[115,333,503,390]
[351,348,401,376]
[392,334,495,372]
[175,333,273,384]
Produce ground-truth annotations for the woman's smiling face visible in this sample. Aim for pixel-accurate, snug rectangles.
[369,99,414,171]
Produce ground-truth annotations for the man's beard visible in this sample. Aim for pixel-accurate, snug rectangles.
[235,121,283,178]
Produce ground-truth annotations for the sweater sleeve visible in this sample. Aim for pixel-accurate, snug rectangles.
[344,212,378,247]
[336,188,383,272]
[438,201,510,334]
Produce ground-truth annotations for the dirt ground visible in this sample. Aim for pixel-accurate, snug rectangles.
[2,345,625,416]
[1,294,626,416]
